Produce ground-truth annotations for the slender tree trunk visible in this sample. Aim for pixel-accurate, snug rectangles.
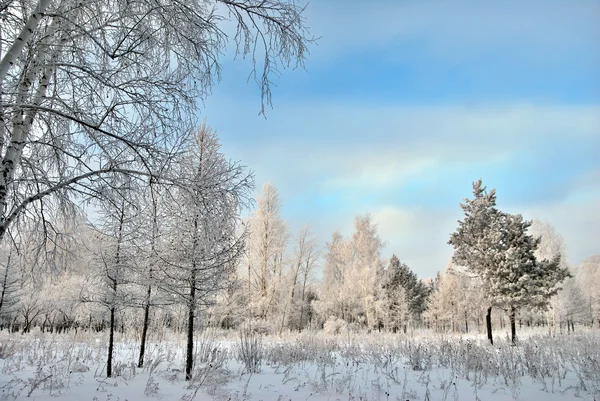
[108,203,125,377]
[464,310,469,333]
[298,261,310,333]
[139,187,158,368]
[107,304,115,377]
[138,283,152,368]
[185,274,196,381]
[486,307,493,345]
[261,227,268,302]
[185,216,199,381]
[0,252,11,314]
[509,306,516,345]
[280,282,296,334]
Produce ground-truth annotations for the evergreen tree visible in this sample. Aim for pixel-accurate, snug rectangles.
[381,255,409,332]
[382,255,429,331]
[492,213,569,343]
[450,180,570,344]
[448,179,501,344]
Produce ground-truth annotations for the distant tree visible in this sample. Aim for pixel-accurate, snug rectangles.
[313,230,351,322]
[246,182,288,321]
[0,242,20,327]
[426,262,486,334]
[381,255,428,332]
[279,224,319,333]
[380,256,410,332]
[210,258,247,330]
[297,238,320,332]
[315,215,384,329]
[90,194,138,378]
[529,220,584,332]
[346,214,384,328]
[552,277,587,332]
[576,255,600,327]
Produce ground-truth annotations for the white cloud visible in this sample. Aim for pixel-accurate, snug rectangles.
[209,100,599,190]
[372,206,458,278]
[516,181,600,267]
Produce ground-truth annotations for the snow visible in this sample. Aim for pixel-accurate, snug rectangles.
[0,329,598,401]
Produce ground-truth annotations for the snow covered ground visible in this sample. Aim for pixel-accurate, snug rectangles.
[0,328,598,401]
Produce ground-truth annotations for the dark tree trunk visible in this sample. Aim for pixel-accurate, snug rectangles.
[108,202,125,378]
[185,275,196,381]
[185,216,199,381]
[486,307,493,345]
[509,306,517,345]
[140,186,158,368]
[138,284,151,368]
[107,305,115,377]
[464,310,469,333]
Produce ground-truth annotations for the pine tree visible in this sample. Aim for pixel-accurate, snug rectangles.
[450,180,570,344]
[382,255,429,331]
[449,179,501,344]
[381,255,410,332]
[491,213,569,343]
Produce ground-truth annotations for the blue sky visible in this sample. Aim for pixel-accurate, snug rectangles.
[202,0,600,278]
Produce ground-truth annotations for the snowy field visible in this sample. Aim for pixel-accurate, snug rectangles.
[0,329,599,401]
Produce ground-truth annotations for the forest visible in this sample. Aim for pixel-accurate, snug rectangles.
[1,0,599,400]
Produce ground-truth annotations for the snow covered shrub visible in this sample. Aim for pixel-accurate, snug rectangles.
[562,335,600,395]
[323,317,346,335]
[110,361,137,380]
[264,333,334,367]
[0,339,18,359]
[190,344,229,396]
[521,338,562,392]
[236,327,263,373]
[497,344,524,398]
[194,328,221,365]
[406,341,432,371]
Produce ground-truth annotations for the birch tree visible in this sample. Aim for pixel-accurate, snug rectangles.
[246,182,287,320]
[530,219,584,331]
[315,215,384,328]
[279,224,319,332]
[313,230,351,323]
[0,0,314,242]
[576,255,600,327]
